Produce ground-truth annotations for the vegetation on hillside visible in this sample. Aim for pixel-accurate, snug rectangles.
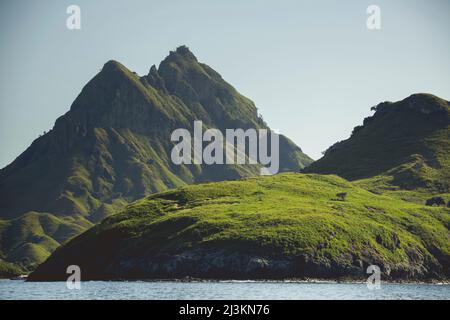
[306,94,450,193]
[0,260,23,278]
[29,173,450,281]
[0,212,92,273]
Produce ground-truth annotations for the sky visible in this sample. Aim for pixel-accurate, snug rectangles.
[1,0,449,168]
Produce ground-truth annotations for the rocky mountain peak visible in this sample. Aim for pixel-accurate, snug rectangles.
[372,93,449,117]
[166,45,198,62]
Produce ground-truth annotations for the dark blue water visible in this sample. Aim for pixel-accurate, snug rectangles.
[0,280,449,300]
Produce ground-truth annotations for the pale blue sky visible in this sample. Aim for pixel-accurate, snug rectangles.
[1,0,449,168]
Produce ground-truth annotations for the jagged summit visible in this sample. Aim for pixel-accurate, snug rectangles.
[164,45,198,62]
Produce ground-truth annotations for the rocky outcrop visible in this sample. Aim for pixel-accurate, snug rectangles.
[28,245,447,282]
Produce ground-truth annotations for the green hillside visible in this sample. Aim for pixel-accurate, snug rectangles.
[306,94,450,193]
[0,212,91,274]
[0,260,23,278]
[29,173,450,281]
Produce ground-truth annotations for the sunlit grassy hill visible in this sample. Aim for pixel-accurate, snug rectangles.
[29,173,450,281]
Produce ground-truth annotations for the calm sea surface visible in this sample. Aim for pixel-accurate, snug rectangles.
[0,280,449,300]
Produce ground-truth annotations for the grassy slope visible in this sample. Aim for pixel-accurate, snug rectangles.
[29,173,450,281]
[0,260,23,278]
[0,212,92,275]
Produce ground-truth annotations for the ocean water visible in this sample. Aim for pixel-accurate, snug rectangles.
[0,280,449,300]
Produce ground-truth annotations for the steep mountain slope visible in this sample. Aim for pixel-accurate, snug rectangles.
[28,173,450,281]
[306,94,450,193]
[0,46,312,271]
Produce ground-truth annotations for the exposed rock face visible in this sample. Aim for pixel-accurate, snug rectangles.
[28,245,445,282]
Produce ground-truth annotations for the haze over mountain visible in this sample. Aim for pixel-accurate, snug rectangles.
[0,46,312,271]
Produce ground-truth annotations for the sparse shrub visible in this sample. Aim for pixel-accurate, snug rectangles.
[254,191,264,201]
[425,196,445,207]
[336,192,347,201]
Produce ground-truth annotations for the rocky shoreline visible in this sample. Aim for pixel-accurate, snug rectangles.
[27,248,449,282]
